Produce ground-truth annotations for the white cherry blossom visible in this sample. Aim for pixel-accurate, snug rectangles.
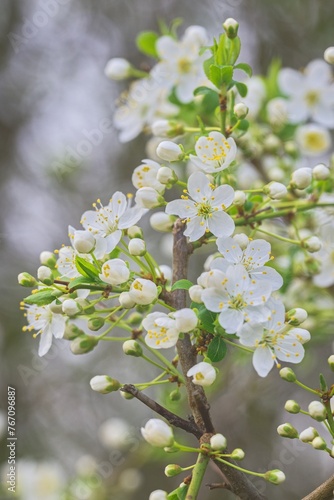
[201,265,272,334]
[80,193,146,254]
[295,123,332,156]
[278,59,334,127]
[165,172,235,241]
[238,299,310,377]
[132,159,165,193]
[142,312,180,349]
[187,362,216,386]
[189,132,237,173]
[23,304,66,357]
[212,237,283,291]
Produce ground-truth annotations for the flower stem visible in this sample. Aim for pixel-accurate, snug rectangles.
[255,227,301,245]
[215,457,265,478]
[223,337,254,353]
[295,380,320,396]
[186,452,210,500]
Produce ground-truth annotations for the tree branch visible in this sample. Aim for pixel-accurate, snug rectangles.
[302,474,334,500]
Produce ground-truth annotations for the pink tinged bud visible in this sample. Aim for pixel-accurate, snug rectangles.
[141,419,174,448]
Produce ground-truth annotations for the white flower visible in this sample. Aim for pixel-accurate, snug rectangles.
[132,159,165,193]
[156,141,183,161]
[113,78,178,142]
[135,187,165,209]
[187,362,216,386]
[324,47,334,65]
[212,237,283,291]
[172,308,198,332]
[153,27,208,103]
[202,265,272,334]
[150,212,175,232]
[141,419,174,448]
[278,59,334,127]
[266,97,289,126]
[295,123,332,156]
[23,304,66,357]
[238,299,310,377]
[291,167,312,189]
[236,77,266,119]
[99,259,130,285]
[129,278,158,305]
[189,132,237,173]
[166,172,235,241]
[104,58,132,80]
[98,418,131,449]
[80,193,146,254]
[128,238,146,256]
[143,312,179,348]
[149,490,168,500]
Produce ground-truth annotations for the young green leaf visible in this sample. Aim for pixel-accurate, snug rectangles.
[198,307,217,334]
[136,31,159,58]
[235,81,248,98]
[24,288,64,306]
[171,279,193,291]
[75,256,100,280]
[207,335,227,362]
[234,62,253,77]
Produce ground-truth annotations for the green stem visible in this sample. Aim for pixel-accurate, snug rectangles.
[97,308,127,339]
[99,336,132,341]
[255,227,301,245]
[134,379,170,389]
[323,400,334,436]
[144,253,158,279]
[183,126,220,133]
[186,452,210,500]
[223,337,254,353]
[137,337,186,383]
[174,442,202,453]
[156,299,176,311]
[141,354,170,372]
[295,380,320,396]
[176,180,188,188]
[215,457,265,478]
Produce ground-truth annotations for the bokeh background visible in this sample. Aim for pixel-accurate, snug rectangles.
[1,0,334,499]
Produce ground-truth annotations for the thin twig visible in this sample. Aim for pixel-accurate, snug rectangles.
[302,474,334,500]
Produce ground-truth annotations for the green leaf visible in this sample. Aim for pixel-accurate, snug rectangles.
[108,247,121,259]
[234,62,253,77]
[198,307,217,334]
[194,86,219,97]
[167,483,188,500]
[171,279,193,291]
[203,55,214,79]
[75,256,100,280]
[67,276,96,289]
[319,373,328,391]
[237,119,249,132]
[24,288,63,306]
[207,336,227,362]
[136,31,159,58]
[235,81,248,98]
[209,64,233,89]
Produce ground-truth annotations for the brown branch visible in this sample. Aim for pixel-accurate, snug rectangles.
[121,384,201,438]
[302,474,334,500]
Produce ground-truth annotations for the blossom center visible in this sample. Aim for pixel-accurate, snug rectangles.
[177,58,192,73]
[195,201,213,218]
[304,132,328,152]
[229,294,246,309]
[305,90,319,107]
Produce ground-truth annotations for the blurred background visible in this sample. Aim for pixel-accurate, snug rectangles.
[0,0,334,499]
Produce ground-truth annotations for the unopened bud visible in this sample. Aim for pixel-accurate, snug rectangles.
[304,236,322,253]
[308,401,327,422]
[135,187,165,209]
[313,163,330,180]
[39,251,57,268]
[210,433,227,451]
[119,292,136,309]
[291,168,312,189]
[88,317,105,331]
[286,308,308,326]
[156,141,183,162]
[120,390,134,400]
[263,134,281,153]
[164,464,183,477]
[265,470,286,485]
[324,47,334,65]
[18,272,37,287]
[279,367,297,382]
[328,355,334,371]
[233,233,249,249]
[90,375,121,394]
[223,18,239,38]
[284,400,300,414]
[104,58,132,80]
[231,448,245,460]
[277,423,299,439]
[63,323,85,340]
[169,389,181,401]
[37,266,54,285]
[122,340,143,357]
[127,226,143,239]
[234,102,248,119]
[128,238,146,256]
[72,230,95,253]
[62,298,82,317]
[70,335,98,354]
[263,181,288,200]
[299,427,318,443]
[189,285,203,303]
[150,212,175,232]
[312,436,327,450]
[157,166,177,185]
[233,190,246,206]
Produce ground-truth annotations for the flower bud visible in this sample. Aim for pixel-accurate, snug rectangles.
[37,266,54,285]
[328,355,334,371]
[172,308,198,333]
[267,97,288,126]
[157,166,177,185]
[187,362,216,387]
[39,251,57,268]
[234,102,248,119]
[88,317,105,331]
[149,490,168,500]
[277,423,299,439]
[62,298,82,316]
[159,265,172,282]
[313,163,330,180]
[233,233,249,249]
[99,259,130,285]
[284,400,300,414]
[127,226,143,239]
[120,390,134,400]
[304,236,322,253]
[210,433,227,451]
[164,464,183,477]
[231,448,245,460]
[150,212,175,232]
[299,427,319,442]
[18,272,37,287]
[324,47,334,65]
[135,187,165,209]
[90,375,121,394]
[279,367,297,382]
[286,308,308,326]
[141,419,174,448]
[151,120,176,137]
[312,436,327,450]
[263,181,288,200]
[233,190,246,206]
[129,278,158,305]
[128,238,146,256]
[264,470,286,485]
[308,401,327,422]
[70,335,98,354]
[72,230,95,253]
[223,18,239,38]
[104,57,132,80]
[119,292,136,309]
[291,168,312,189]
[189,285,203,303]
[63,323,85,340]
[169,389,181,401]
[127,312,143,325]
[122,340,143,357]
[156,141,183,162]
[76,297,95,315]
[263,134,281,153]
